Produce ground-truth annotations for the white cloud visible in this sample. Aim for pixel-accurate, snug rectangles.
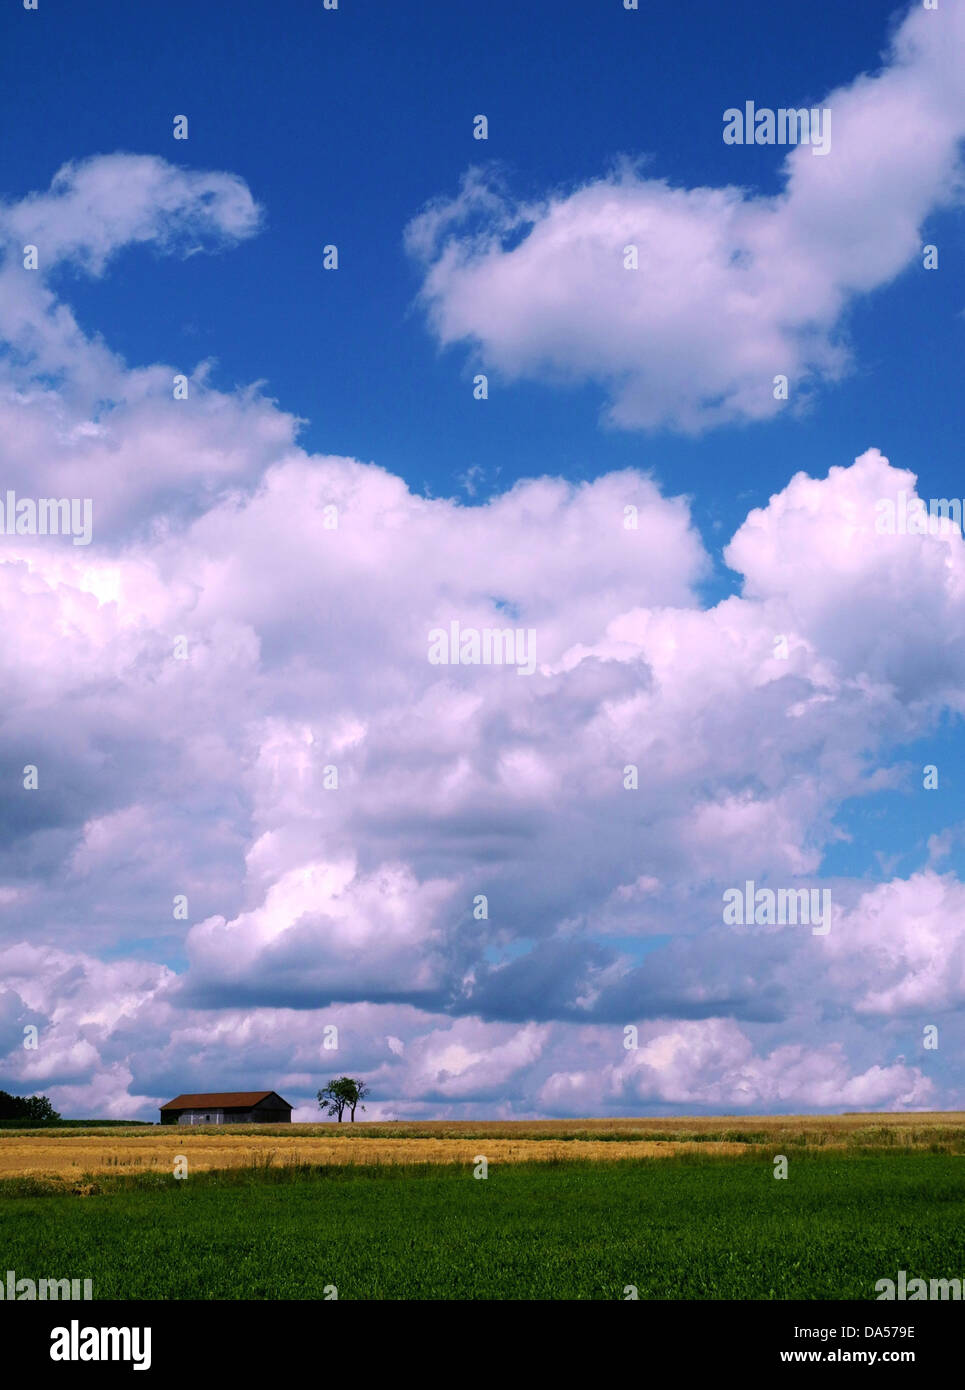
[407,3,965,431]
[1,142,964,1118]
[0,153,262,276]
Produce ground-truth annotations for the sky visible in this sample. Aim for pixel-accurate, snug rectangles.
[0,0,964,1120]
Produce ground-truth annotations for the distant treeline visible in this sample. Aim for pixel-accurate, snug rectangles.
[0,1117,154,1128]
[0,1092,154,1127]
[0,1091,60,1124]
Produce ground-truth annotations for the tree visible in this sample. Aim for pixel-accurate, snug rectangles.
[344,1078,369,1123]
[317,1078,351,1123]
[0,1091,61,1123]
[23,1094,60,1122]
[317,1077,368,1123]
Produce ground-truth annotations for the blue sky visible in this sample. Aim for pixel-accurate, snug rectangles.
[6,0,962,536]
[0,0,964,1118]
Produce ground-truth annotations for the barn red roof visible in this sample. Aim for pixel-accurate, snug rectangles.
[160,1091,291,1111]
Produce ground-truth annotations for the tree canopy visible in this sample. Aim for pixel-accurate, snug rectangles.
[317,1077,369,1122]
[0,1090,61,1123]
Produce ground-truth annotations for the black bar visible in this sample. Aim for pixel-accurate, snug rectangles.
[6,1299,957,1374]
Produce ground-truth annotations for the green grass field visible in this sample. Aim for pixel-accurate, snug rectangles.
[4,1151,964,1299]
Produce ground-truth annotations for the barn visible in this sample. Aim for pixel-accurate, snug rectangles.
[159,1091,293,1126]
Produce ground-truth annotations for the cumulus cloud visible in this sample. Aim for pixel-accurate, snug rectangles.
[538,1019,933,1114]
[2,424,964,1114]
[0,154,275,529]
[407,2,965,431]
[0,153,261,276]
[0,144,963,1119]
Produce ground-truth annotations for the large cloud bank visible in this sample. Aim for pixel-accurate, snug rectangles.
[1,16,963,1118]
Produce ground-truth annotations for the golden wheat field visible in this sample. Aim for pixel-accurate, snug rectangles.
[2,1111,964,1181]
[0,1133,751,1179]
